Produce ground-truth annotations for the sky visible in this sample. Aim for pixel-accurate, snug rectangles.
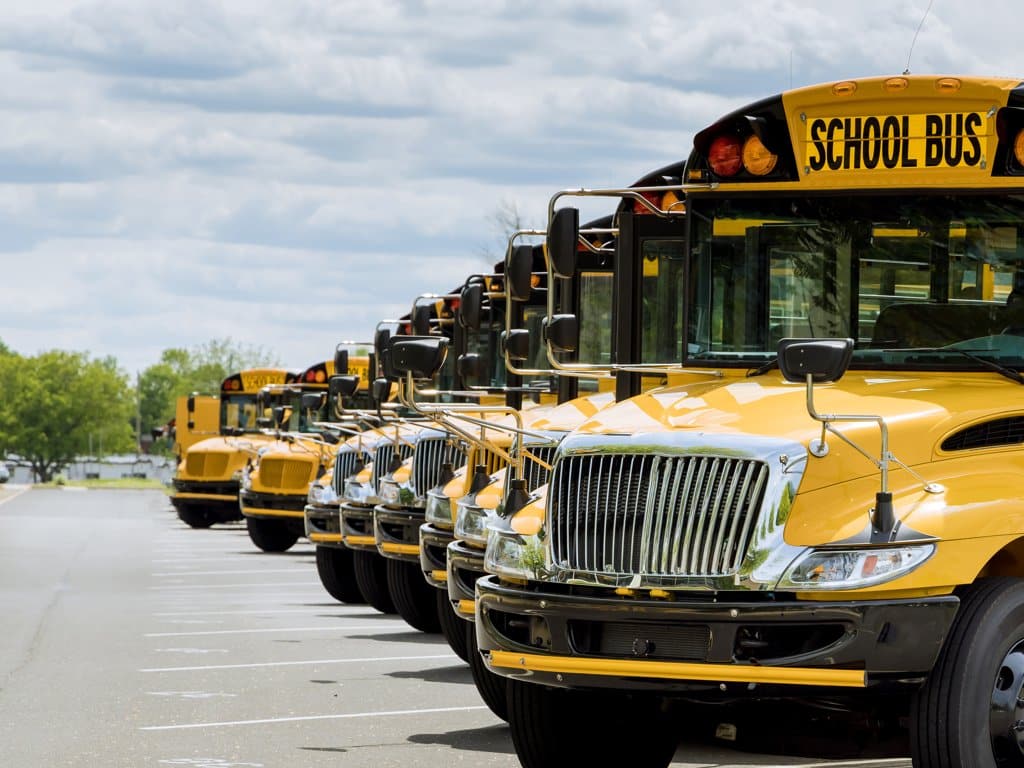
[1,0,1022,375]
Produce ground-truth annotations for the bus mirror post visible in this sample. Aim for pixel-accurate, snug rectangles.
[508,244,534,302]
[459,283,483,331]
[544,314,579,353]
[334,346,349,375]
[549,207,580,279]
[502,329,530,362]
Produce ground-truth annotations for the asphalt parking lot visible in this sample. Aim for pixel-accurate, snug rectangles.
[0,488,914,767]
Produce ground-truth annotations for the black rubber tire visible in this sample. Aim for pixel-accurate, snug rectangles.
[353,551,396,614]
[176,505,215,529]
[507,680,677,768]
[386,559,442,633]
[467,623,508,721]
[910,577,1024,767]
[436,589,469,662]
[315,546,364,604]
[245,517,299,552]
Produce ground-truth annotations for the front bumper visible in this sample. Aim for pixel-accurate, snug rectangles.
[447,539,485,621]
[170,480,241,520]
[420,522,453,589]
[373,504,424,561]
[476,576,959,694]
[304,502,342,546]
[240,489,306,520]
[340,502,377,551]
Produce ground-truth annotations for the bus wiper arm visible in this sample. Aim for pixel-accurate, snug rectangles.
[746,358,778,377]
[921,347,1024,385]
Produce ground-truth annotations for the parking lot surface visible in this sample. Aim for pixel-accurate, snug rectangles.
[0,489,913,767]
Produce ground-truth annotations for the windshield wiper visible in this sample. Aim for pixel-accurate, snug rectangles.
[915,347,1024,385]
[746,358,778,377]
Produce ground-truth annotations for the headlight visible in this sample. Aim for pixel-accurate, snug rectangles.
[343,478,373,504]
[425,491,454,527]
[308,482,338,505]
[455,500,497,545]
[241,467,252,491]
[485,526,547,580]
[778,545,935,590]
[379,478,401,505]
[231,469,243,483]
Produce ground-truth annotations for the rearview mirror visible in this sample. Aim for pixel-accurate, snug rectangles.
[301,392,325,411]
[391,336,450,379]
[544,314,579,353]
[777,338,854,384]
[334,347,349,375]
[502,329,530,362]
[457,352,485,381]
[412,303,432,336]
[329,375,360,399]
[186,395,195,413]
[548,207,579,279]
[508,244,534,302]
[371,377,391,404]
[459,282,483,331]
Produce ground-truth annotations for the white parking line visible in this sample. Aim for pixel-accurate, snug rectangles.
[139,704,488,731]
[140,653,456,673]
[150,582,318,590]
[153,608,390,617]
[144,624,409,638]
[0,485,31,508]
[152,569,312,577]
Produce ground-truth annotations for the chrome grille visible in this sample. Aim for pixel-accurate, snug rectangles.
[549,453,769,577]
[371,441,414,493]
[520,444,557,493]
[332,450,366,496]
[473,446,507,476]
[260,458,314,490]
[411,437,465,494]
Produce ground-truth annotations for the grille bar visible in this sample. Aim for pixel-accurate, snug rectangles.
[371,441,414,493]
[332,450,366,496]
[550,453,769,578]
[411,437,465,495]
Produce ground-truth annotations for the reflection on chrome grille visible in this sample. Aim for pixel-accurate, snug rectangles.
[371,441,414,493]
[549,453,769,577]
[411,437,465,494]
[521,444,557,493]
[260,458,314,490]
[473,446,507,476]
[332,450,366,496]
[185,453,228,478]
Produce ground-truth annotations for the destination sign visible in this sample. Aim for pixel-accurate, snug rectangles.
[805,112,987,173]
[240,371,287,390]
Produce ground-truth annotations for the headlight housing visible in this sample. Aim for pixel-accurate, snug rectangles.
[379,478,401,506]
[425,490,454,527]
[455,499,499,545]
[485,526,548,581]
[343,478,374,504]
[307,482,338,506]
[777,545,935,590]
[240,466,252,491]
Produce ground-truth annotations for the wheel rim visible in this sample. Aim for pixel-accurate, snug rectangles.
[990,638,1024,764]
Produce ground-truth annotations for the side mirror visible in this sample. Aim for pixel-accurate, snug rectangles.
[412,303,432,336]
[371,377,391,404]
[374,328,392,369]
[544,314,579,353]
[272,406,288,429]
[301,392,325,411]
[457,352,485,381]
[548,207,579,279]
[334,347,349,375]
[507,244,534,302]
[186,395,196,413]
[502,329,530,362]
[329,375,360,399]
[459,282,483,331]
[391,336,450,379]
[777,338,854,383]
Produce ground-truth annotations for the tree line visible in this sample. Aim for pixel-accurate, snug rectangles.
[0,338,277,482]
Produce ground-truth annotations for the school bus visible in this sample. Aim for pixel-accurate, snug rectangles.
[463,76,1024,768]
[171,394,219,458]
[170,368,297,529]
[240,357,371,552]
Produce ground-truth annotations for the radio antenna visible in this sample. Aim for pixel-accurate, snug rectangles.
[903,0,934,75]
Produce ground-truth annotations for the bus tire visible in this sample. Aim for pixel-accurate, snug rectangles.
[507,680,677,768]
[467,623,507,721]
[245,517,299,552]
[352,551,396,614]
[436,589,469,662]
[910,577,1024,767]
[315,546,364,604]
[386,559,441,633]
[177,506,215,529]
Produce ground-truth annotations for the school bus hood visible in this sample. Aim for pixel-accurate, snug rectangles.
[572,371,1024,493]
[528,392,616,432]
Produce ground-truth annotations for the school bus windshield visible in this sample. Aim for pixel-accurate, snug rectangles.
[687,193,1024,369]
[220,394,260,433]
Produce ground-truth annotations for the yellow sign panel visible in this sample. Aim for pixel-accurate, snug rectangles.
[240,371,288,391]
[804,112,989,174]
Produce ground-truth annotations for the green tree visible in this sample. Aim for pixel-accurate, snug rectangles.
[0,350,135,482]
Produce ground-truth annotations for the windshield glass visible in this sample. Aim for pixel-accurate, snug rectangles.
[688,194,1024,369]
[220,394,259,433]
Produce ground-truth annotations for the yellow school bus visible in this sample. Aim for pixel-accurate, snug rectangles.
[171,394,219,458]
[474,76,1024,767]
[170,368,297,529]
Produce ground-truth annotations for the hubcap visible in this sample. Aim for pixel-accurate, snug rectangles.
[991,638,1024,764]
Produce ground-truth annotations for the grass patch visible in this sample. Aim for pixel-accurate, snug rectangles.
[38,477,170,491]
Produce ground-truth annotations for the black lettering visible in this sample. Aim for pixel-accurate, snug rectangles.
[900,115,918,167]
[809,119,827,171]
[826,118,843,170]
[963,112,982,165]
[843,117,862,168]
[945,113,964,166]
[882,116,900,168]
[862,117,880,168]
[925,114,943,166]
